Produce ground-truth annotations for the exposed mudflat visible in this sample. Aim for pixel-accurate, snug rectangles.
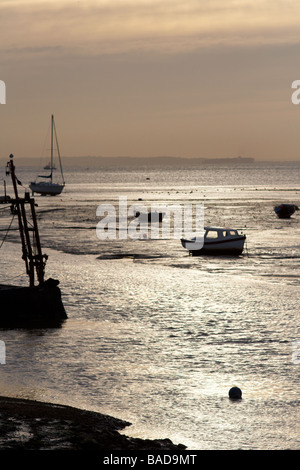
[0,396,186,450]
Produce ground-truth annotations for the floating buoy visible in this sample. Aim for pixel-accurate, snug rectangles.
[229,387,242,399]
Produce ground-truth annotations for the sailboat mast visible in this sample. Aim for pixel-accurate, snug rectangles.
[50,114,54,183]
[53,117,65,185]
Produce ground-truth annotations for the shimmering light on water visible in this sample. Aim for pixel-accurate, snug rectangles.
[0,162,299,449]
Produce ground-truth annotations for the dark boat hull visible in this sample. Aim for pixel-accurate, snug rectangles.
[274,204,299,219]
[181,235,246,256]
[0,278,67,327]
[189,245,245,256]
[29,182,64,196]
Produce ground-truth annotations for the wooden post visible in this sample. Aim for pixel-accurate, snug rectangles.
[7,155,46,287]
[29,198,46,285]
[7,156,32,284]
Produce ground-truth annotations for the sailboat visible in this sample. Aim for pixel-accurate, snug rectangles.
[30,115,65,196]
[43,162,56,170]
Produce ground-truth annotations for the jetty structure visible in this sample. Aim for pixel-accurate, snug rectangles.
[0,154,67,327]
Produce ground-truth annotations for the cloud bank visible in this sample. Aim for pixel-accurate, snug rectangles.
[1,0,300,58]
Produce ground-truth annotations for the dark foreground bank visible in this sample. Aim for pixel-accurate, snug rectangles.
[0,396,186,450]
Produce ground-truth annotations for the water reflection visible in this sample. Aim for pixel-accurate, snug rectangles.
[0,163,300,449]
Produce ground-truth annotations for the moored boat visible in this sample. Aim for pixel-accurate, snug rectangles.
[43,162,56,170]
[181,226,246,256]
[274,204,299,219]
[29,180,64,196]
[30,115,65,196]
[134,210,165,222]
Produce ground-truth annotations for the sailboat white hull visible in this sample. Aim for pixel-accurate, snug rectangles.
[30,181,64,196]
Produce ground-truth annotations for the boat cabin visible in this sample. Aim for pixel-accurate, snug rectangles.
[204,227,240,240]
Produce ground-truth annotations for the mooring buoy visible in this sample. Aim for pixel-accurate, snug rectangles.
[229,387,242,399]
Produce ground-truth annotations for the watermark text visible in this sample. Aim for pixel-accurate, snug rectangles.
[96,196,204,246]
[0,80,6,104]
[291,80,300,104]
[292,340,300,364]
[0,340,5,364]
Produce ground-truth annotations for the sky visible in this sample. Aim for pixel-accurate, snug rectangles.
[1,0,300,161]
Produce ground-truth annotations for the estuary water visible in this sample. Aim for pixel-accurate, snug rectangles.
[0,160,299,449]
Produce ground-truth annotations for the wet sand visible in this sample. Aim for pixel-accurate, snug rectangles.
[0,396,186,450]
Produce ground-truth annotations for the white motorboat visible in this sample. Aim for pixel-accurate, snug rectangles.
[30,115,65,196]
[181,226,246,256]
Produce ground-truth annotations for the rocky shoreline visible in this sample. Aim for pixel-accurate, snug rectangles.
[0,396,186,450]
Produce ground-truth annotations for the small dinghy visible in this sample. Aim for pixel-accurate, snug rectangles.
[274,204,299,219]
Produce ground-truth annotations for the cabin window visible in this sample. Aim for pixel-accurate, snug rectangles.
[205,230,218,239]
[229,230,237,236]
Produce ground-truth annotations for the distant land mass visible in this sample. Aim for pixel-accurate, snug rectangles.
[6,155,255,167]
[62,155,256,167]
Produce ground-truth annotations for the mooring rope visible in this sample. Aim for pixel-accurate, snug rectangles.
[0,214,15,250]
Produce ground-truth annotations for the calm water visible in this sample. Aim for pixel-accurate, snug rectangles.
[0,161,299,449]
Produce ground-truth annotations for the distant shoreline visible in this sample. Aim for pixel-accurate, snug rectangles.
[2,155,300,168]
[1,155,257,168]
